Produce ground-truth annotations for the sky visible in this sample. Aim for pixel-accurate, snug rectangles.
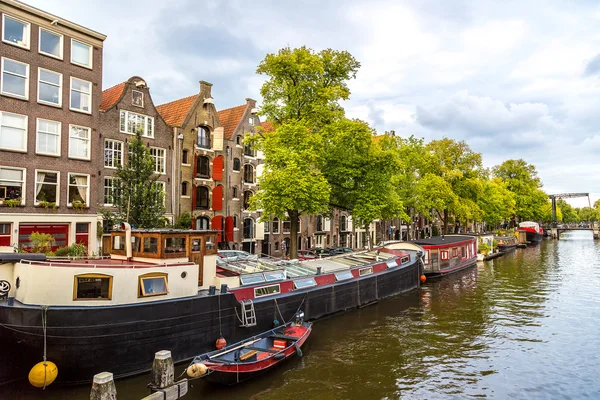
[24,0,600,207]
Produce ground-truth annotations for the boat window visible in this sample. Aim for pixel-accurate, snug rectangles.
[440,250,449,261]
[264,271,285,282]
[74,274,112,300]
[294,278,317,290]
[461,246,467,258]
[205,235,216,252]
[112,235,124,251]
[240,274,266,285]
[143,237,158,253]
[254,284,280,298]
[132,236,141,253]
[164,237,186,254]
[452,248,458,258]
[139,273,169,297]
[386,259,398,268]
[358,267,373,276]
[191,238,201,252]
[334,270,353,281]
[424,250,430,264]
[401,256,410,264]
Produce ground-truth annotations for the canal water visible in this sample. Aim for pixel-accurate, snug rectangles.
[6,231,600,399]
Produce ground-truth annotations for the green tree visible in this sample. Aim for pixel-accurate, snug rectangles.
[557,199,578,223]
[477,177,516,227]
[107,130,166,228]
[251,46,360,259]
[174,211,192,229]
[492,159,547,223]
[578,206,598,222]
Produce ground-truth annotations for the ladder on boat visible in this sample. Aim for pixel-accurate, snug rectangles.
[239,300,257,327]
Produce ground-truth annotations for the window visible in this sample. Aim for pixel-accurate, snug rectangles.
[70,77,91,113]
[68,173,89,205]
[243,164,254,183]
[294,278,317,290]
[143,237,158,253]
[39,27,62,58]
[104,140,123,168]
[264,221,269,233]
[196,156,210,178]
[37,68,62,106]
[240,274,266,286]
[236,136,241,145]
[452,248,458,258]
[120,110,154,138]
[424,250,430,265]
[69,125,91,160]
[233,158,241,171]
[2,15,29,49]
[248,117,254,126]
[1,57,29,99]
[34,119,60,156]
[335,270,354,281]
[265,271,286,281]
[232,186,238,198]
[0,166,24,204]
[196,216,210,230]
[316,215,323,232]
[254,284,280,298]
[182,149,189,164]
[401,256,410,264]
[197,126,210,148]
[359,267,373,276]
[0,111,27,152]
[164,237,186,254]
[233,215,238,228]
[461,246,467,258]
[181,181,188,196]
[139,273,168,297]
[243,191,253,209]
[150,148,166,174]
[243,218,254,239]
[112,235,125,251]
[34,170,59,205]
[195,186,209,209]
[132,90,143,107]
[244,143,255,157]
[205,235,216,251]
[340,216,347,231]
[272,217,279,233]
[74,274,112,300]
[440,250,449,261]
[283,220,291,233]
[0,223,10,246]
[104,176,118,205]
[71,39,92,68]
[274,242,279,250]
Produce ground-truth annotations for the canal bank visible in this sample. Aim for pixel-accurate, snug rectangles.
[6,231,600,399]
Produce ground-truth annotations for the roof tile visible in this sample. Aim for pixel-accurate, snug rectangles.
[156,95,198,127]
[100,82,126,111]
[260,121,274,132]
[217,104,247,139]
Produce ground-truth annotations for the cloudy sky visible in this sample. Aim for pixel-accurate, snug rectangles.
[25,0,600,207]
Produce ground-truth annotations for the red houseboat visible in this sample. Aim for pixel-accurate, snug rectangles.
[517,221,544,244]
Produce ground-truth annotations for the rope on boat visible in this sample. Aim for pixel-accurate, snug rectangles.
[218,293,223,337]
[274,298,286,324]
[41,305,49,390]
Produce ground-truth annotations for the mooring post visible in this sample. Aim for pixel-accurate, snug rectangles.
[151,350,174,389]
[90,372,117,400]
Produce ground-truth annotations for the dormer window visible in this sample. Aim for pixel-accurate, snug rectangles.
[197,127,210,148]
[248,117,254,126]
[132,90,143,107]
[236,136,241,145]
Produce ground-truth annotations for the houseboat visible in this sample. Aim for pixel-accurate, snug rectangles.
[495,236,518,252]
[0,225,421,386]
[517,221,544,244]
[381,235,477,278]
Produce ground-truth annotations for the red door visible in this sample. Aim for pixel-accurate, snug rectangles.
[211,216,223,243]
[19,224,68,251]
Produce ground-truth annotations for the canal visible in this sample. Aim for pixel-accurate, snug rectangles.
[6,231,600,399]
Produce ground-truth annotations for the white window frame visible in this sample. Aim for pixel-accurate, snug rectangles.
[67,172,90,206]
[68,124,91,160]
[1,57,29,100]
[0,111,27,152]
[69,77,92,114]
[0,165,26,205]
[37,67,62,107]
[103,176,118,206]
[70,38,92,69]
[254,284,281,298]
[2,14,30,50]
[120,110,154,138]
[34,169,60,206]
[104,139,123,169]
[359,267,373,276]
[35,118,61,156]
[150,147,166,174]
[38,27,63,59]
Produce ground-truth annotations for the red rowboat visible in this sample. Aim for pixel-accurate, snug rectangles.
[186,311,311,385]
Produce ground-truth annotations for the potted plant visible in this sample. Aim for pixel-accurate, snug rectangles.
[39,200,57,210]
[4,198,21,207]
[71,200,87,210]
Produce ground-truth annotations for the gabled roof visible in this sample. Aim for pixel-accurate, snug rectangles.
[100,82,126,111]
[156,95,198,127]
[217,104,247,139]
[260,121,274,132]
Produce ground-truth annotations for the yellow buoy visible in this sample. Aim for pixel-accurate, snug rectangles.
[28,361,58,388]
[186,362,208,378]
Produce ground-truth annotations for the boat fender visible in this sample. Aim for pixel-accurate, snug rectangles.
[216,336,227,350]
[294,342,303,357]
[28,361,58,388]
[186,362,208,378]
[274,353,285,360]
[273,318,280,327]
[420,275,427,283]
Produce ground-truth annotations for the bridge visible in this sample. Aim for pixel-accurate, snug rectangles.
[548,193,590,226]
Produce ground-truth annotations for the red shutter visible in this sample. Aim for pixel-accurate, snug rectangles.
[225,216,234,242]
[191,218,196,230]
[212,155,223,181]
[212,216,223,243]
[212,185,223,211]
[193,153,197,178]
[192,184,197,210]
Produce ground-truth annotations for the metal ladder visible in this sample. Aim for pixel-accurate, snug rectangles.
[240,300,257,327]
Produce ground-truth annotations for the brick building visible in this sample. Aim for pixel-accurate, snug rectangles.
[99,76,174,226]
[0,0,105,252]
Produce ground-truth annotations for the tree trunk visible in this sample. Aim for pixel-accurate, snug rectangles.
[289,210,299,260]
[443,209,449,236]
[364,222,372,250]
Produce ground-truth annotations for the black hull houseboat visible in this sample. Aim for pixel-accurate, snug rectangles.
[0,226,421,386]
[381,235,478,278]
[517,221,544,244]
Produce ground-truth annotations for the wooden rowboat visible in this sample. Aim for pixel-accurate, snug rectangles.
[186,311,312,385]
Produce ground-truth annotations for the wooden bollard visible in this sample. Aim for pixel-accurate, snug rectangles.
[151,350,174,389]
[90,372,117,400]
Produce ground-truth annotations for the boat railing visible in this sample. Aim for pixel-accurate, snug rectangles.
[18,259,196,269]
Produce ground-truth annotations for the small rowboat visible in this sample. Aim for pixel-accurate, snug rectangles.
[186,311,312,385]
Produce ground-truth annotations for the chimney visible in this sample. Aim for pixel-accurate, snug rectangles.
[245,97,256,108]
[390,130,396,136]
[199,80,212,99]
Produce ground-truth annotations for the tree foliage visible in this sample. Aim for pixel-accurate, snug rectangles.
[477,178,516,226]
